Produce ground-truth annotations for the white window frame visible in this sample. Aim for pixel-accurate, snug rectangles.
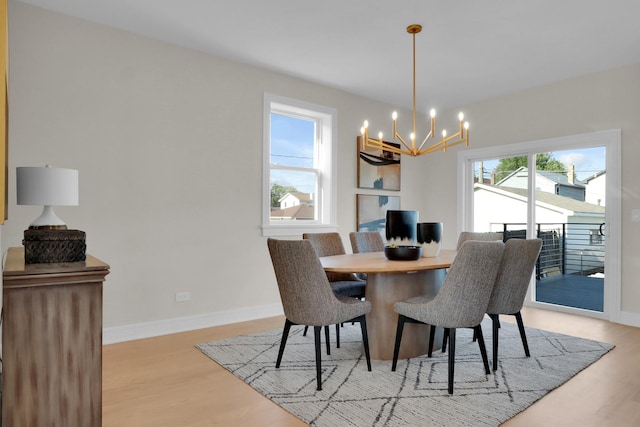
[457,129,621,322]
[261,93,338,236]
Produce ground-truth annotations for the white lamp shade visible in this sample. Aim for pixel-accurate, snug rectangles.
[17,166,79,206]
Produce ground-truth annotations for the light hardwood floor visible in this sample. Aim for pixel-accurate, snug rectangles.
[103,307,640,426]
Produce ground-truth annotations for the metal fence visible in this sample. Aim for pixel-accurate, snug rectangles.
[495,222,606,278]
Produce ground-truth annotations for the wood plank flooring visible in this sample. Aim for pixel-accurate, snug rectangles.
[102,307,640,426]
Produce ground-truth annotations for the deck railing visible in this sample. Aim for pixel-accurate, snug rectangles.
[493,222,605,278]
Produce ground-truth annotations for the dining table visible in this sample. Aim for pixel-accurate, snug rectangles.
[320,249,456,360]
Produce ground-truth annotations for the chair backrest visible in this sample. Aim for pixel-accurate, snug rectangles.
[303,233,357,282]
[302,232,346,257]
[429,240,505,328]
[456,231,503,250]
[349,231,384,253]
[487,238,543,315]
[267,238,341,325]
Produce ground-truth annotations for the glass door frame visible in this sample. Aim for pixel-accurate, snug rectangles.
[457,129,621,321]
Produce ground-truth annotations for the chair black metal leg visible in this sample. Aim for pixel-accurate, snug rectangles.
[303,325,308,336]
[474,324,490,375]
[391,315,406,371]
[447,328,456,395]
[276,319,292,368]
[515,311,530,357]
[428,325,436,357]
[490,314,499,371]
[314,326,323,391]
[358,315,372,371]
[324,325,331,355]
[336,323,340,348]
[442,328,449,353]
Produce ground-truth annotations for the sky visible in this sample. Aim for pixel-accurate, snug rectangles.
[477,146,607,182]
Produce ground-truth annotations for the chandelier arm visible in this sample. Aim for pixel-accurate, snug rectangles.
[392,132,413,152]
[419,141,447,155]
[418,136,467,156]
[416,130,434,152]
[365,138,412,156]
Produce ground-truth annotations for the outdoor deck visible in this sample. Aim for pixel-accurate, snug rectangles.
[535,274,604,312]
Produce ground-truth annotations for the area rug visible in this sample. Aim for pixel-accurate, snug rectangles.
[196,319,613,426]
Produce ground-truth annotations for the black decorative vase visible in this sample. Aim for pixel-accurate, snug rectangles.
[417,222,443,257]
[385,210,418,247]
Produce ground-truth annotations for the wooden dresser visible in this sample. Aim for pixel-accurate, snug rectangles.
[2,247,110,427]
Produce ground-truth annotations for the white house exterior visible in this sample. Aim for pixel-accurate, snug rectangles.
[270,192,314,221]
[497,166,585,201]
[583,171,606,206]
[278,192,313,209]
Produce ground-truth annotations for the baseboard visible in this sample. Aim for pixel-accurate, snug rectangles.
[103,303,284,344]
[617,310,640,328]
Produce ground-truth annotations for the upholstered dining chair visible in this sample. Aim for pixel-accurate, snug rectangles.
[302,233,367,348]
[349,231,385,253]
[267,238,372,391]
[303,233,366,298]
[456,231,503,250]
[486,238,542,371]
[437,231,505,354]
[391,240,505,394]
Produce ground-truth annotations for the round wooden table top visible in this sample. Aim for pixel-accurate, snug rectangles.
[320,249,457,273]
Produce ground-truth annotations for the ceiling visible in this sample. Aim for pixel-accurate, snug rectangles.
[16,0,640,111]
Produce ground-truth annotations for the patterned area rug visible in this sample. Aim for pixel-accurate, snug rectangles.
[197,318,613,426]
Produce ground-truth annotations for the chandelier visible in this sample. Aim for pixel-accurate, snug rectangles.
[360,24,469,156]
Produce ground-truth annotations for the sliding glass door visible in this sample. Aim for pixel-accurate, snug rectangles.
[472,149,606,312]
[458,130,621,320]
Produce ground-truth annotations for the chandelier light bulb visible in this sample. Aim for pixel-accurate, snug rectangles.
[430,109,436,118]
[360,126,365,135]
[458,112,464,121]
[392,111,398,120]
[378,132,383,140]
[410,132,415,141]
[442,129,447,138]
[363,120,369,129]
[464,122,470,130]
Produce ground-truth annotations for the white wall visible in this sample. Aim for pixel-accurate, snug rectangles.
[5,2,431,339]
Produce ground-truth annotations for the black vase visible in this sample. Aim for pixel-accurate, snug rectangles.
[417,222,443,257]
[385,210,418,246]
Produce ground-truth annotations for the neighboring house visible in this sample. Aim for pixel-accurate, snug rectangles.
[474,183,605,275]
[497,166,586,202]
[583,170,606,206]
[271,192,314,220]
[278,192,313,209]
[270,204,314,221]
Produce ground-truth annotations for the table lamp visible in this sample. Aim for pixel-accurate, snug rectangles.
[17,165,79,230]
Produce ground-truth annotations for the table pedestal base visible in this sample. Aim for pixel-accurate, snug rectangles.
[365,269,445,360]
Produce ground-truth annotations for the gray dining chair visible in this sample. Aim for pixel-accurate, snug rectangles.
[303,232,367,348]
[456,231,503,250]
[391,240,505,394]
[267,238,372,391]
[349,231,385,253]
[438,231,505,353]
[487,238,542,371]
[303,233,366,298]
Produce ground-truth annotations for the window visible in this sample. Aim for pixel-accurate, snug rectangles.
[262,94,337,236]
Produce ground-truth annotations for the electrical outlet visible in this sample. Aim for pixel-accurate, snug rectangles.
[175,291,190,302]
